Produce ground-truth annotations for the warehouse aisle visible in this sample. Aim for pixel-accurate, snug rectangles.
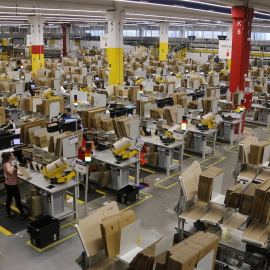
[0,123,268,270]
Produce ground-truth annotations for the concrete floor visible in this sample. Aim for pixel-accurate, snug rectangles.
[0,123,269,269]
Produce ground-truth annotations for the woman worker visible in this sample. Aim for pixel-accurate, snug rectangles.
[2,152,28,219]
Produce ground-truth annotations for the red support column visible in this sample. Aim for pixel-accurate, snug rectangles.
[62,24,67,57]
[229,7,254,98]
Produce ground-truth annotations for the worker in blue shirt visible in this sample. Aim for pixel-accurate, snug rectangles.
[64,108,75,120]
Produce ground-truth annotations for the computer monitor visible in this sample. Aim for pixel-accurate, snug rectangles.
[17,68,22,72]
[64,81,68,84]
[65,119,76,123]
[13,138,23,146]
[31,84,36,88]
[94,76,100,81]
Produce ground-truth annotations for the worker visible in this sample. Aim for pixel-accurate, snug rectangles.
[64,108,75,120]
[22,88,31,98]
[5,115,16,130]
[2,152,28,219]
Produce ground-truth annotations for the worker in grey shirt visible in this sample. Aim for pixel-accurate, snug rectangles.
[22,89,31,98]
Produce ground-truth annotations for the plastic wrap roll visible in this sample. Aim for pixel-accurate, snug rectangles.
[46,158,66,173]
[9,94,17,100]
[113,138,130,151]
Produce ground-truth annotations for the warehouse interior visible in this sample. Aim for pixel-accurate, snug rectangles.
[1,0,270,269]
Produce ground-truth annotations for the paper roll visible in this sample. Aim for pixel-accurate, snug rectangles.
[113,138,130,151]
[46,158,66,173]
[44,88,52,95]
[202,113,214,122]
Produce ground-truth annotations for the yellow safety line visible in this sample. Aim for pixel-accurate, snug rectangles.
[26,232,78,252]
[173,159,179,162]
[27,219,80,252]
[200,155,226,169]
[0,226,12,236]
[95,189,106,196]
[244,127,252,130]
[226,144,238,153]
[129,176,135,180]
[120,192,152,212]
[207,140,221,144]
[130,165,155,174]
[264,128,270,132]
[60,219,81,229]
[154,172,181,189]
[66,194,84,205]
[3,204,35,221]
[184,153,192,157]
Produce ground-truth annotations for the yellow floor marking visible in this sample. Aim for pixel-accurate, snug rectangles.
[130,165,155,174]
[0,226,12,236]
[120,192,152,212]
[264,128,270,132]
[207,140,221,144]
[27,232,78,252]
[154,172,180,189]
[200,155,226,169]
[66,194,84,205]
[27,219,80,252]
[95,189,106,196]
[4,204,35,221]
[244,127,252,130]
[226,144,238,153]
[184,153,192,157]
[129,176,135,180]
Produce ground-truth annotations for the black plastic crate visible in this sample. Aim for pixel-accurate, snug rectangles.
[27,215,60,248]
[116,185,139,205]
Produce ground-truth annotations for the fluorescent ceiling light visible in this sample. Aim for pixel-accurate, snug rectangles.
[176,0,231,9]
[0,5,105,13]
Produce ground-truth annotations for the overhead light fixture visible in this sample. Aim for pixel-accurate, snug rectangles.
[177,0,231,9]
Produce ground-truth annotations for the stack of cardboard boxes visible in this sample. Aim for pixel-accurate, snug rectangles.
[148,145,159,167]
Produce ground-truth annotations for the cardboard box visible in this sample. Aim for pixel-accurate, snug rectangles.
[35,133,48,148]
[251,180,270,221]
[77,202,119,257]
[198,167,224,202]
[136,99,155,116]
[42,98,64,116]
[239,183,259,215]
[31,196,42,217]
[101,118,114,131]
[0,107,5,126]
[249,141,270,165]
[260,190,270,224]
[224,183,243,208]
[99,171,111,188]
[172,92,186,105]
[166,231,219,270]
[100,210,136,259]
[239,136,259,164]
[148,152,158,167]
[164,105,182,124]
[254,85,264,92]
[150,107,164,119]
[30,188,39,197]
[206,87,216,97]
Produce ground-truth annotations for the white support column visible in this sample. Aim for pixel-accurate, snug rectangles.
[159,22,169,61]
[28,15,45,75]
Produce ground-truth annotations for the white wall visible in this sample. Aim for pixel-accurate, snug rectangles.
[186,52,211,64]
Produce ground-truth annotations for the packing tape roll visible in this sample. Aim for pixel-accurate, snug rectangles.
[9,93,17,100]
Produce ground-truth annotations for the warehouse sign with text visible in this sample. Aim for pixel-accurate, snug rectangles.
[219,40,232,59]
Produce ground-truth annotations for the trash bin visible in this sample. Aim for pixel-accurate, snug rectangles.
[27,215,60,248]
[116,185,139,205]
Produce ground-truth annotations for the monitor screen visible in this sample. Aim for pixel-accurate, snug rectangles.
[13,138,23,145]
[31,84,36,88]
[65,119,76,123]
[48,123,57,127]
[17,68,21,72]
[94,76,100,81]
[64,81,68,84]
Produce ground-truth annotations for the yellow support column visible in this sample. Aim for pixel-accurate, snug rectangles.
[106,9,125,86]
[227,59,231,70]
[159,23,169,61]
